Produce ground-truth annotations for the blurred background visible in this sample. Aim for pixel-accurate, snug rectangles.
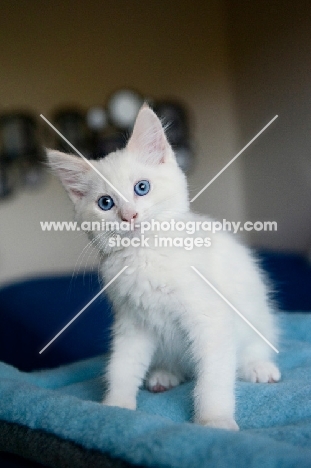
[0,0,310,286]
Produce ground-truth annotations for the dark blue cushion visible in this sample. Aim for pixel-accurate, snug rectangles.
[0,274,112,371]
[257,250,311,311]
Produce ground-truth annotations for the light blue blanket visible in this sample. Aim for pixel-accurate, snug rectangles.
[0,312,311,467]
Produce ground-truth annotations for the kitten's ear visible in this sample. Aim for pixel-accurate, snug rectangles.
[46,150,91,203]
[127,104,171,164]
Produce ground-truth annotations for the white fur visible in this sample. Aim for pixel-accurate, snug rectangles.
[47,105,280,431]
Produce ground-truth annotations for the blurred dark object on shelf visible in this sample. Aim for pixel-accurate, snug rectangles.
[0,112,45,199]
[91,131,125,159]
[86,105,124,159]
[53,108,90,156]
[86,106,107,158]
[0,94,195,199]
[0,113,38,161]
[0,163,13,198]
[153,100,190,146]
[173,144,193,173]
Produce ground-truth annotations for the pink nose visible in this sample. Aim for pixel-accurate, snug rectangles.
[120,211,138,222]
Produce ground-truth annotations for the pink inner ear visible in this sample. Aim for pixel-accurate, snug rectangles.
[70,188,85,198]
[61,172,88,199]
[147,131,169,164]
[47,150,91,201]
[145,128,166,162]
[127,107,169,164]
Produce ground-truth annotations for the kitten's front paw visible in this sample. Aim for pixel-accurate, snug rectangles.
[240,361,281,383]
[102,395,136,411]
[146,369,181,393]
[198,417,239,431]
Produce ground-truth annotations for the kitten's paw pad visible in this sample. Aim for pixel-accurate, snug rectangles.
[241,361,281,383]
[198,418,239,431]
[102,395,136,410]
[146,370,181,393]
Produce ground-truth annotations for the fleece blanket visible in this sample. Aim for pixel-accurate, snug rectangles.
[0,312,310,468]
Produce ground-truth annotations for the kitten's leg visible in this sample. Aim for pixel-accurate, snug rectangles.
[238,343,281,383]
[103,318,155,410]
[188,312,239,431]
[146,369,184,393]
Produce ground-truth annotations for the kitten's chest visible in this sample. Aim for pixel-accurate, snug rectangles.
[101,247,183,322]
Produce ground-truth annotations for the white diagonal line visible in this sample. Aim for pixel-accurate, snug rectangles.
[40,114,129,202]
[39,266,128,354]
[191,266,279,353]
[190,115,278,203]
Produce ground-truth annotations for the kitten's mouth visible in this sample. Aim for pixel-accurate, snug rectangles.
[109,223,142,237]
[120,221,142,233]
[133,222,142,232]
[123,224,142,236]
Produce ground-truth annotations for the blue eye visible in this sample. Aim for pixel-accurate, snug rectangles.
[134,180,150,196]
[98,195,114,211]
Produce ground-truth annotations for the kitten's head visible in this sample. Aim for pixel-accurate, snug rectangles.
[47,105,189,251]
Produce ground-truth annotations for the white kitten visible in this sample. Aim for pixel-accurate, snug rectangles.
[47,105,280,431]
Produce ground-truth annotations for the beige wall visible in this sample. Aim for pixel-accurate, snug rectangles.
[227,0,311,251]
[0,0,244,285]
